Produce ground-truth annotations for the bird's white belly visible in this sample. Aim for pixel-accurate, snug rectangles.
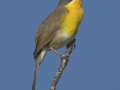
[50,31,75,49]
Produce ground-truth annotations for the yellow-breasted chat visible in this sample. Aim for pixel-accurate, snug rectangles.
[32,0,84,90]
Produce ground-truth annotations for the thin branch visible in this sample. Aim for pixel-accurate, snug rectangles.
[50,39,76,90]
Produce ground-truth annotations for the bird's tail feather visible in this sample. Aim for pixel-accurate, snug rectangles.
[32,48,47,90]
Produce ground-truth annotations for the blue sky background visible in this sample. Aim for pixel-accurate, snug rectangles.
[0,0,120,90]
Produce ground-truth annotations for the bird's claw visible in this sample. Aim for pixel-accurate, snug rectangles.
[60,55,69,59]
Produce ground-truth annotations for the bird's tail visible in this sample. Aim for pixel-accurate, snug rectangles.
[32,48,47,90]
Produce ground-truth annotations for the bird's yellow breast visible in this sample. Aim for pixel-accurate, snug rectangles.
[60,0,84,36]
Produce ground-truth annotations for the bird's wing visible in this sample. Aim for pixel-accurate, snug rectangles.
[33,8,65,59]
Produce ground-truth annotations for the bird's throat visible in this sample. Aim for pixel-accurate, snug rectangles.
[60,4,83,36]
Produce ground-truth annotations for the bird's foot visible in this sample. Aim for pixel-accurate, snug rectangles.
[60,55,69,59]
[66,39,76,49]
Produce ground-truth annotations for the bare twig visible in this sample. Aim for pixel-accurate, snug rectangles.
[50,39,76,90]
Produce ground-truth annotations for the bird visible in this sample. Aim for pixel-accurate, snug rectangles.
[32,0,84,90]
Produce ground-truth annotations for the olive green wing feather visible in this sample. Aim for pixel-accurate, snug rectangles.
[33,8,65,59]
